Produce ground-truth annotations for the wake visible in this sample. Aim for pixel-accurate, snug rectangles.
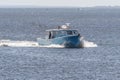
[0,39,97,48]
[0,39,64,48]
[0,40,39,47]
[80,37,98,48]
[81,40,98,48]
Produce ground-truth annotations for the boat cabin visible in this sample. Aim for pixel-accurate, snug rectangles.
[46,29,80,39]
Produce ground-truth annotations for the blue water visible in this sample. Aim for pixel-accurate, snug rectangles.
[0,8,120,80]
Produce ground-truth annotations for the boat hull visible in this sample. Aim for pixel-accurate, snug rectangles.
[37,35,82,48]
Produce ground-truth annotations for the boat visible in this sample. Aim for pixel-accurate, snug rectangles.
[37,24,83,48]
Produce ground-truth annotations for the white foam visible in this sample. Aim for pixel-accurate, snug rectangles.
[0,38,97,48]
[80,37,98,48]
[0,39,64,48]
[0,39,39,47]
[40,44,64,48]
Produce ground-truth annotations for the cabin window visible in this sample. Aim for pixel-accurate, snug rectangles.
[52,31,57,38]
[60,31,66,35]
[67,31,72,35]
[57,31,67,37]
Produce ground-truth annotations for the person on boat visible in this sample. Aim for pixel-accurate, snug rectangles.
[49,31,55,39]
[49,32,51,39]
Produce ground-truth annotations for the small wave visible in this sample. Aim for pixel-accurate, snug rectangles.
[80,37,98,48]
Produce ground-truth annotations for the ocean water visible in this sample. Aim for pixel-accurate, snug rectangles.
[0,8,120,80]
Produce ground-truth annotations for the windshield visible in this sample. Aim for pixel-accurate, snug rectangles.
[67,31,73,35]
[48,30,79,39]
